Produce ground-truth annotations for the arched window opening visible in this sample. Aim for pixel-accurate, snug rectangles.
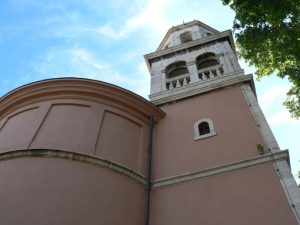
[196,53,219,70]
[198,122,210,135]
[194,118,216,140]
[166,61,189,79]
[180,31,192,43]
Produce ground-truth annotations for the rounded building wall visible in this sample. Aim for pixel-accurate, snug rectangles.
[0,157,145,225]
[0,78,164,173]
[0,98,147,173]
[0,78,165,225]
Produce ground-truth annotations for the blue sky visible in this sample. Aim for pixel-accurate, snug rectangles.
[0,0,299,182]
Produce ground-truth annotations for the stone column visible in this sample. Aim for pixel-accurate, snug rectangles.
[187,61,198,83]
[161,69,167,91]
[150,71,164,95]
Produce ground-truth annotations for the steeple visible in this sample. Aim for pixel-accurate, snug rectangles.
[144,20,248,105]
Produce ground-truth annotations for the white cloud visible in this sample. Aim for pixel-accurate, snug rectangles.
[31,47,150,98]
[67,49,109,71]
[96,0,172,39]
[131,62,150,98]
[96,24,127,39]
[258,84,300,126]
[32,48,123,81]
[258,85,290,111]
[267,108,300,126]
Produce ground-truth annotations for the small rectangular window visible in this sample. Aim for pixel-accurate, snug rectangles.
[180,32,192,43]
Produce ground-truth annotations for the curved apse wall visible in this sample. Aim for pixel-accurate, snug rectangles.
[0,78,165,225]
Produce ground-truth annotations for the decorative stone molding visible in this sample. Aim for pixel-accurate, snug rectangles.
[152,150,290,189]
[0,78,165,123]
[240,84,279,152]
[0,149,146,185]
[186,61,196,66]
[1,149,290,191]
[157,20,220,51]
[194,118,216,140]
[150,73,253,106]
[241,84,300,223]
[144,30,236,71]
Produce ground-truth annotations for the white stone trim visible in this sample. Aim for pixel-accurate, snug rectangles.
[194,118,216,140]
[150,72,248,105]
[240,84,280,152]
[241,84,300,224]
[0,149,146,185]
[152,150,289,189]
[145,30,233,62]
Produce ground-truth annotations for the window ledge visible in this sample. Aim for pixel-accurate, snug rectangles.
[194,131,216,141]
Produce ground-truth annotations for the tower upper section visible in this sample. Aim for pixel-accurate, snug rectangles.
[157,20,219,50]
[144,20,248,105]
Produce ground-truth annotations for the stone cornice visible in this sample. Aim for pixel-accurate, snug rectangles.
[0,149,146,185]
[144,30,235,71]
[156,20,220,51]
[0,149,290,190]
[0,78,165,123]
[152,150,290,189]
[150,74,255,106]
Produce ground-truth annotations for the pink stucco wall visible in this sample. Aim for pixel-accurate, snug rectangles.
[0,98,149,174]
[0,157,145,225]
[150,162,297,225]
[153,85,265,179]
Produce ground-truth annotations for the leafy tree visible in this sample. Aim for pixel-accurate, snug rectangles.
[222,0,300,118]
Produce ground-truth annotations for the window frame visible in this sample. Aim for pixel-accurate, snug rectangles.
[196,52,219,70]
[194,118,216,140]
[180,31,193,43]
[165,61,189,79]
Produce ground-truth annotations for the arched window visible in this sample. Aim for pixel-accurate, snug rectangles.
[198,122,210,135]
[194,118,216,140]
[166,61,189,79]
[180,31,192,43]
[196,53,219,70]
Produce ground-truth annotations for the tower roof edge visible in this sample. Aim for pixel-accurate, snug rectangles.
[157,20,220,51]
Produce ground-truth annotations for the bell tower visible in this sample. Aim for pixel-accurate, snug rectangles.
[145,20,245,105]
[145,20,300,225]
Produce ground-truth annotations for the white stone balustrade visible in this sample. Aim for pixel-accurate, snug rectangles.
[166,73,190,90]
[198,64,224,80]
[165,65,224,90]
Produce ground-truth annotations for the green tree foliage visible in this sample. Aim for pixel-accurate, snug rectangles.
[222,0,300,117]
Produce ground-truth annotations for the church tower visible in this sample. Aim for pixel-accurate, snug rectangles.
[144,20,300,225]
